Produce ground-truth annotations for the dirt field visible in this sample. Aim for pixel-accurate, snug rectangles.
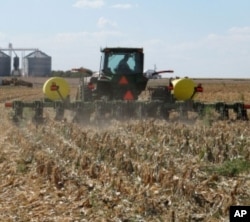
[0,77,250,221]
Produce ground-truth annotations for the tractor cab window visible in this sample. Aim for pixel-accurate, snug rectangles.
[102,52,142,75]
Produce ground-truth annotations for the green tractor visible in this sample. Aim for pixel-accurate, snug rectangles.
[78,47,148,102]
[72,47,202,122]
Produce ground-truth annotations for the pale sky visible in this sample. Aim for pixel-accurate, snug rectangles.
[1,0,250,78]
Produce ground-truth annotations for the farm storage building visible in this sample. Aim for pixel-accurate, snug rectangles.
[0,51,11,76]
[24,50,51,76]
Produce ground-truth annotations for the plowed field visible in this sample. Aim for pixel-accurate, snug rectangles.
[0,77,250,221]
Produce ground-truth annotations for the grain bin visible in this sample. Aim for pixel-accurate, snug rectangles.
[0,51,11,76]
[24,50,51,77]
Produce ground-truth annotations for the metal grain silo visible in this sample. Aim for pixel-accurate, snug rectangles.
[24,50,51,77]
[0,51,11,76]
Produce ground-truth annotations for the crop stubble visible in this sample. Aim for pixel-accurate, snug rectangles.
[0,77,250,221]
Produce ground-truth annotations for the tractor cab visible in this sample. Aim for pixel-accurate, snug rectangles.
[90,47,148,100]
[101,47,144,75]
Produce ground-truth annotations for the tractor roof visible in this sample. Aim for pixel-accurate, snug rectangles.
[101,47,143,53]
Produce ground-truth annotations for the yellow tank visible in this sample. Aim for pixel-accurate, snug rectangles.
[171,78,195,101]
[43,77,70,101]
